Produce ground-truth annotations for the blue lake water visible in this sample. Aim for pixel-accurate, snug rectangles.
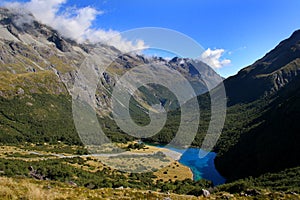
[155,145,226,186]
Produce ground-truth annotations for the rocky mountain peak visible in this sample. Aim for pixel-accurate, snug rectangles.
[0,7,224,116]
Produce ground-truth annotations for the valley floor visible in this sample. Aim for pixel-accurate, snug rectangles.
[0,144,299,199]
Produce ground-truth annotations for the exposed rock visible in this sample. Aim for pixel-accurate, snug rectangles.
[47,34,71,52]
[17,88,24,95]
[0,7,223,119]
[85,183,96,189]
[286,191,298,195]
[245,189,261,196]
[7,24,19,38]
[26,67,36,72]
[201,189,210,197]
[28,166,34,171]
[221,193,234,199]
[103,72,112,84]
[68,181,78,187]
[26,102,33,106]
[28,166,45,180]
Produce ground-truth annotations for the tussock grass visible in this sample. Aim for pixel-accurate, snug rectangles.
[154,161,193,181]
[0,176,200,200]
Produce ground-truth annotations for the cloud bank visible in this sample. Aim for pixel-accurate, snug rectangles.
[4,0,147,52]
[200,48,231,69]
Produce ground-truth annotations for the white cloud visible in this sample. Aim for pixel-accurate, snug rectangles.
[3,0,147,52]
[85,29,147,53]
[199,48,231,69]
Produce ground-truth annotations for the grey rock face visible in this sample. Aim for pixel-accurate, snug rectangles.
[0,7,223,116]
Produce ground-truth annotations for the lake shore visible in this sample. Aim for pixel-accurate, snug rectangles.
[130,144,183,160]
[129,144,193,180]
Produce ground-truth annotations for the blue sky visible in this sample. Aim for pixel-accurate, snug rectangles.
[2,0,300,77]
[90,0,300,77]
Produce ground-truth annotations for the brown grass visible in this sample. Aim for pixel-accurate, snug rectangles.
[0,176,200,200]
[154,161,193,182]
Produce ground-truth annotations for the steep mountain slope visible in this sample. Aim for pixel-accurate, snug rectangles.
[0,7,222,105]
[0,7,222,145]
[214,30,300,181]
[225,30,300,105]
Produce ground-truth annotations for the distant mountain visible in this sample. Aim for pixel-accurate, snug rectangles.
[214,30,300,181]
[0,7,222,108]
[0,7,222,144]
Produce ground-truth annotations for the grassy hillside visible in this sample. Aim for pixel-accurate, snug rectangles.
[0,171,299,199]
[0,176,200,200]
[0,71,67,97]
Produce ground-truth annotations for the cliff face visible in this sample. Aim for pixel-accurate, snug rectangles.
[0,7,224,145]
[0,7,222,115]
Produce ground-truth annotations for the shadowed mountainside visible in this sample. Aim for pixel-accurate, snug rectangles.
[214,29,300,181]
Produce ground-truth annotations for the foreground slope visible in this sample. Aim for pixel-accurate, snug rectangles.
[1,175,300,199]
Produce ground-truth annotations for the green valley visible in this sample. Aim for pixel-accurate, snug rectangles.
[0,6,300,200]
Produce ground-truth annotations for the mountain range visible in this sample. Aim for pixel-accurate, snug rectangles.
[0,6,300,189]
